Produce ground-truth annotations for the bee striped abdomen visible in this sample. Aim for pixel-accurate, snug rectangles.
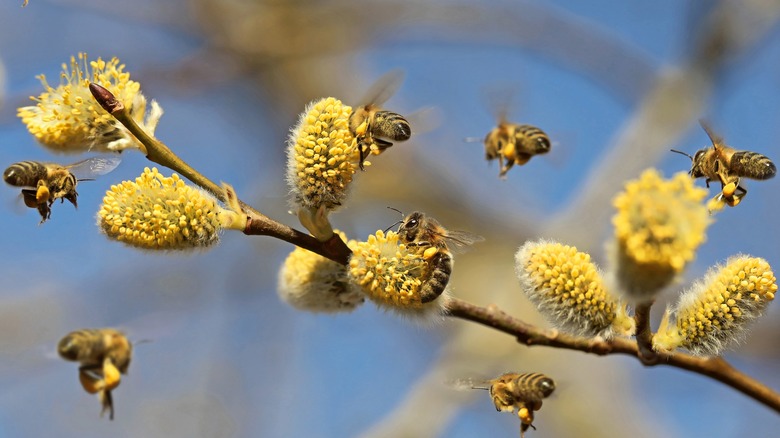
[515,125,551,155]
[515,372,555,398]
[731,151,777,180]
[419,251,452,303]
[374,111,411,141]
[3,161,48,187]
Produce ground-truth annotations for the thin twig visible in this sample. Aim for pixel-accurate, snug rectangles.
[634,300,658,364]
[89,83,351,265]
[446,297,780,413]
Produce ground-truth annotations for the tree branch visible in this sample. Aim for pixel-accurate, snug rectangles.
[89,83,351,265]
[446,297,780,413]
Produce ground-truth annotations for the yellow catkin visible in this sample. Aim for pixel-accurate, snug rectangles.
[278,231,364,313]
[611,169,711,300]
[515,240,635,338]
[348,230,448,320]
[97,168,224,250]
[17,53,162,153]
[285,97,362,211]
[653,256,776,356]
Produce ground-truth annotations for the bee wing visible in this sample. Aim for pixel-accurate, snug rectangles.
[699,119,724,146]
[445,377,492,391]
[443,229,484,253]
[359,69,405,106]
[66,156,122,180]
[406,106,443,136]
[483,86,517,125]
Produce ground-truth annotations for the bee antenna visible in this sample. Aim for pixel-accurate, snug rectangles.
[471,385,490,391]
[133,339,154,346]
[384,220,403,233]
[670,149,693,161]
[386,206,404,217]
[77,178,96,182]
[384,207,405,233]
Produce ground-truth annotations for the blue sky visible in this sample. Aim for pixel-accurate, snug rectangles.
[0,1,779,437]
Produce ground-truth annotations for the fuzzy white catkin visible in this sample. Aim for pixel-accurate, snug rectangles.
[653,255,776,356]
[515,240,634,338]
[278,232,364,313]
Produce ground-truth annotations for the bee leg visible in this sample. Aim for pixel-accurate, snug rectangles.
[35,182,50,204]
[64,191,78,209]
[499,159,514,178]
[99,389,115,420]
[357,138,368,171]
[520,420,536,438]
[102,358,122,391]
[78,365,105,394]
[720,178,746,207]
[21,189,38,209]
[726,184,746,207]
[372,137,393,154]
[513,153,532,166]
[36,203,51,224]
[518,406,535,429]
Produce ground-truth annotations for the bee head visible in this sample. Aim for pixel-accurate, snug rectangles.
[690,149,709,178]
[50,173,78,199]
[57,335,82,361]
[670,149,702,177]
[399,211,425,242]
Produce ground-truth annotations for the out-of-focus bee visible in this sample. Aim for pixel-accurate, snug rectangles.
[58,328,133,420]
[395,211,482,303]
[475,99,551,178]
[3,156,121,224]
[349,70,412,170]
[471,372,556,437]
[672,120,776,208]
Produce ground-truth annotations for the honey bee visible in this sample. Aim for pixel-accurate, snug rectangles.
[672,120,776,207]
[349,70,412,170]
[471,372,556,437]
[3,156,121,223]
[395,211,482,303]
[58,328,133,420]
[477,99,551,178]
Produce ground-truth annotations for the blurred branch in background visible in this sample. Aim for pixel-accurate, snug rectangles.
[187,0,656,109]
[548,0,780,250]
[0,56,5,111]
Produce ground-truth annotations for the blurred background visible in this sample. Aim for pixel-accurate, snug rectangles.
[0,0,779,436]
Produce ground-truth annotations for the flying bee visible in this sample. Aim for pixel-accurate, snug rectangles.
[58,328,133,420]
[483,122,551,178]
[470,93,551,178]
[394,210,482,303]
[470,372,556,437]
[3,156,121,223]
[349,70,412,170]
[672,120,776,208]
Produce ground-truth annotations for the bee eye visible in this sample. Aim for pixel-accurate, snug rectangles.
[405,219,418,229]
[57,338,79,361]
